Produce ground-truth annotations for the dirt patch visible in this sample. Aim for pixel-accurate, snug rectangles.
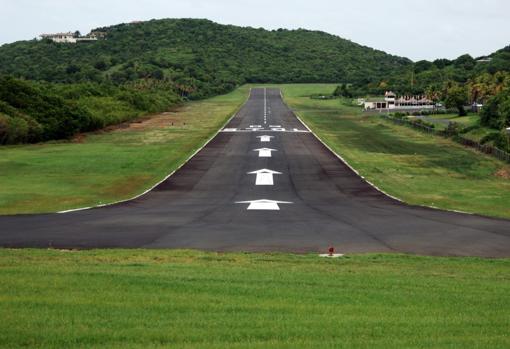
[73,133,87,143]
[495,168,510,179]
[72,106,185,142]
[122,112,182,131]
[103,111,184,133]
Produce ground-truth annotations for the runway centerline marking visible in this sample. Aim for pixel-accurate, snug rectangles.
[248,169,282,186]
[253,148,277,158]
[264,88,267,125]
[236,199,293,211]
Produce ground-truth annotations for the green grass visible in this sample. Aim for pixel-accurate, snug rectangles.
[409,113,480,130]
[0,86,249,215]
[0,249,508,348]
[274,84,510,219]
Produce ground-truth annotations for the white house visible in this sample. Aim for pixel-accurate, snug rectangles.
[40,32,100,43]
[40,32,77,43]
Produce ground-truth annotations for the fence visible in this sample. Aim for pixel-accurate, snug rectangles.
[380,114,510,164]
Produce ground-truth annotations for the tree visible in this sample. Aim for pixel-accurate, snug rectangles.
[445,85,468,116]
[480,89,510,129]
[333,84,353,98]
[66,64,81,74]
[433,58,452,69]
[454,54,476,70]
[414,60,434,74]
[425,85,441,102]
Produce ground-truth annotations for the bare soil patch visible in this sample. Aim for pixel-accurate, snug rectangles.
[495,167,510,179]
[72,108,184,142]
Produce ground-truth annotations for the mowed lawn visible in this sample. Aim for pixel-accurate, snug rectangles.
[0,87,249,214]
[0,249,508,349]
[274,84,510,219]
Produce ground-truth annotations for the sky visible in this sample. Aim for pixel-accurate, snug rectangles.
[1,0,509,61]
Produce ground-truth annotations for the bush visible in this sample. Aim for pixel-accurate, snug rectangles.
[445,122,462,136]
[412,118,435,129]
[481,90,510,129]
[392,112,407,119]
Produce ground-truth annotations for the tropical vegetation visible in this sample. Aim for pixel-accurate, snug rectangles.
[0,18,509,145]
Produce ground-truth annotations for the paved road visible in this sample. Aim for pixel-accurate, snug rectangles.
[1,88,510,257]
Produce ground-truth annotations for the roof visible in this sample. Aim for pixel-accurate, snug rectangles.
[40,32,74,37]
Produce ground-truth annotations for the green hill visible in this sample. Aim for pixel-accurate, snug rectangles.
[0,18,412,144]
[0,18,410,98]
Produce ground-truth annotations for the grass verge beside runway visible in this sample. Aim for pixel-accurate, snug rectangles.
[276,84,510,219]
[0,87,249,215]
[0,249,508,348]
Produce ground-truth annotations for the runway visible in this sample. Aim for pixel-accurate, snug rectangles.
[1,88,509,257]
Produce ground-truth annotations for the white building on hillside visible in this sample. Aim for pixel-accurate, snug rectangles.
[40,32,77,43]
[40,32,100,43]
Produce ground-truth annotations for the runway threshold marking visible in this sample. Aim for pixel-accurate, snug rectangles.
[248,169,282,186]
[222,128,310,133]
[236,199,293,211]
[257,135,274,142]
[253,148,277,158]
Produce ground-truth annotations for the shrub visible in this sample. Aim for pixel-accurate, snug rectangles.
[481,90,510,129]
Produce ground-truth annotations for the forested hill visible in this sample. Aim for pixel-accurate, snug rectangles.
[0,18,410,98]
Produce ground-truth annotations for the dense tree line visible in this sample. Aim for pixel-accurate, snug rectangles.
[368,47,510,97]
[0,75,179,144]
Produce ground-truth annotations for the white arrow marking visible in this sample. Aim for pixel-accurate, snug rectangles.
[236,199,293,211]
[248,169,282,186]
[253,148,277,158]
[257,135,274,143]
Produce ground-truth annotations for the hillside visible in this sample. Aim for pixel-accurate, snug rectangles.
[0,18,410,98]
[369,46,510,95]
[0,75,179,145]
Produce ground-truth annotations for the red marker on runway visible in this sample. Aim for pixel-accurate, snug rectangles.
[320,247,344,258]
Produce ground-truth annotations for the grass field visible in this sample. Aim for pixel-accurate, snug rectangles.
[0,87,249,215]
[0,249,508,348]
[408,113,480,130]
[273,84,510,219]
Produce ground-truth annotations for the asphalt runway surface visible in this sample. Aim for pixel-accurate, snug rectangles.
[1,88,510,257]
